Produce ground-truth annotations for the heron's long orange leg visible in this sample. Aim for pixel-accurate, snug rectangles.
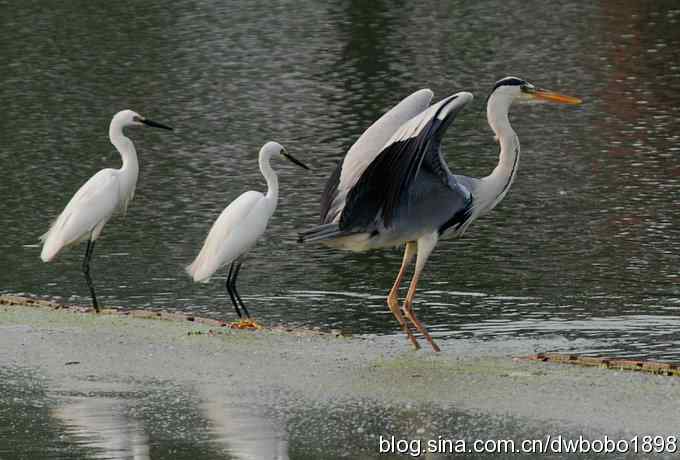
[402,233,441,352]
[387,242,420,349]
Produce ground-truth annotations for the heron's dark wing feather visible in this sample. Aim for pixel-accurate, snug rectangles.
[318,89,434,225]
[319,159,342,224]
[340,92,473,231]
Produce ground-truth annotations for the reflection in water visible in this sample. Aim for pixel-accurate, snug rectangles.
[201,390,289,460]
[53,398,150,460]
[2,363,676,459]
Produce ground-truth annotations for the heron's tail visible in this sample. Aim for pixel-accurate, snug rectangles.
[297,223,345,243]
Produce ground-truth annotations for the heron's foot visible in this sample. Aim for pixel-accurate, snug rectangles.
[387,294,420,350]
[402,301,440,352]
[407,334,421,350]
[229,318,263,330]
[427,338,441,353]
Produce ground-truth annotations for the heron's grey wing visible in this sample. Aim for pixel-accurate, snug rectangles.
[320,88,434,224]
[340,92,474,231]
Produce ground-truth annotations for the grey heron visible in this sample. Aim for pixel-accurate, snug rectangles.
[40,110,172,312]
[299,77,581,351]
[186,141,309,326]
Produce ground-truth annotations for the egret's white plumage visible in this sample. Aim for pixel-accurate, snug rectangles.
[186,141,309,320]
[40,170,121,262]
[40,110,142,262]
[187,190,271,282]
[39,109,172,311]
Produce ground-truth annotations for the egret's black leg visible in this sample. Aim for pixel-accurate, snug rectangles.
[226,263,242,318]
[82,239,100,313]
[230,261,251,318]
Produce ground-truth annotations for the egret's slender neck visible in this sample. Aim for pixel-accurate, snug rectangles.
[109,121,139,175]
[477,94,520,215]
[259,152,279,201]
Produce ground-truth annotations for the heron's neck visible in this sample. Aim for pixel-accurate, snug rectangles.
[477,95,520,215]
[259,154,279,201]
[109,124,139,176]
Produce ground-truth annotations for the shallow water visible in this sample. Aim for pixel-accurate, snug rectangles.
[1,0,679,365]
[0,363,653,460]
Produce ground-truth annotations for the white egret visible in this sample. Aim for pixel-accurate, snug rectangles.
[186,141,309,324]
[299,77,581,351]
[40,109,172,312]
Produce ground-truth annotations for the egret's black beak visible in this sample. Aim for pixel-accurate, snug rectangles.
[141,118,173,130]
[282,151,310,170]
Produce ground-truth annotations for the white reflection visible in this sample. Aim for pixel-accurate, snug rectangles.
[52,397,149,460]
[201,391,288,460]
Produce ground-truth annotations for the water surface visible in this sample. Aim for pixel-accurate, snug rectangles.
[1,364,646,460]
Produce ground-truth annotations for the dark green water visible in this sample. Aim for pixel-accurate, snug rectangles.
[1,0,679,359]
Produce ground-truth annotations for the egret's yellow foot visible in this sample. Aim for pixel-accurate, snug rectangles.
[228,319,264,330]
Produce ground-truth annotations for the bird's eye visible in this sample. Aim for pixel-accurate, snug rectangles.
[132,115,141,122]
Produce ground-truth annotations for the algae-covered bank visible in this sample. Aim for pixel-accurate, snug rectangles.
[1,299,679,459]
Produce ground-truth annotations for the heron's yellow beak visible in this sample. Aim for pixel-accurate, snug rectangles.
[532,89,582,105]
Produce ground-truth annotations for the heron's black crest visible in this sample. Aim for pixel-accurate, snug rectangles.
[481,77,529,113]
[492,77,527,92]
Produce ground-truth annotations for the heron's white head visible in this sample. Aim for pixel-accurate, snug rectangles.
[488,76,582,107]
[259,141,310,170]
[110,109,173,131]
[486,76,582,132]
